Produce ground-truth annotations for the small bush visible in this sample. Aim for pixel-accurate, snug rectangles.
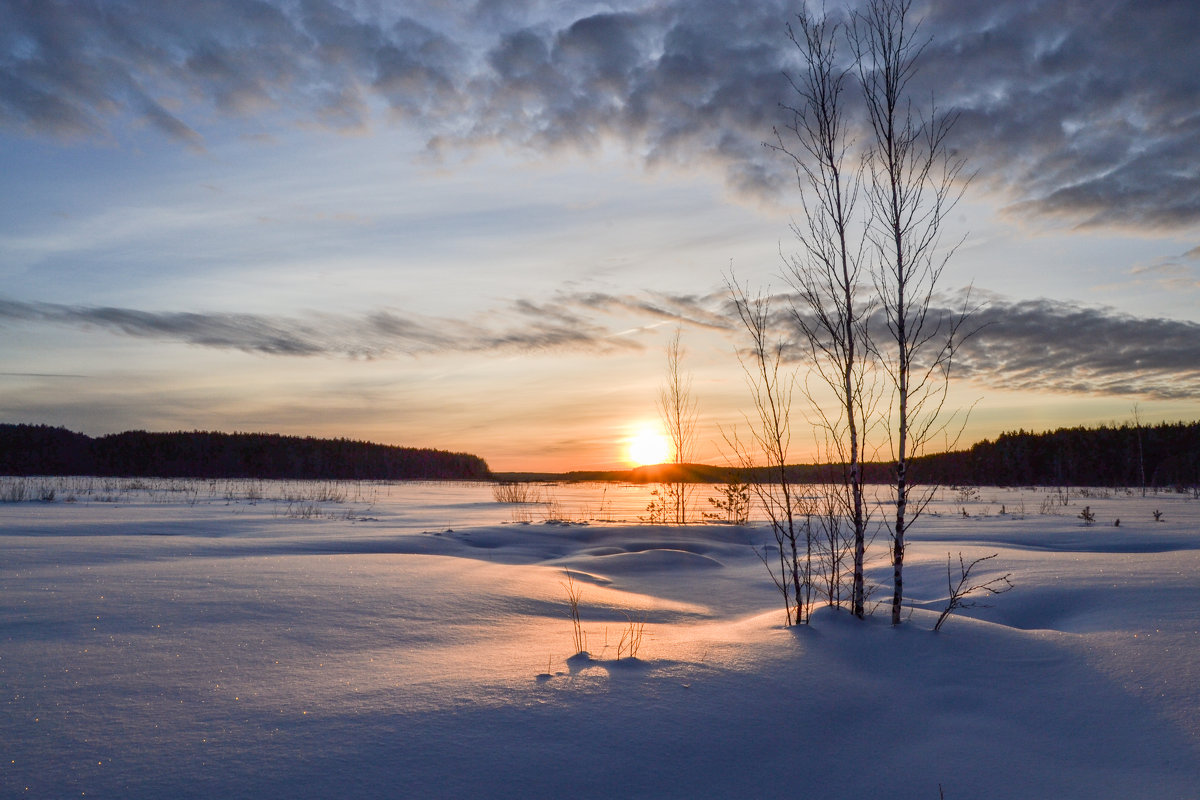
[953,485,979,504]
[704,481,751,524]
[493,481,539,504]
[934,552,1014,632]
[640,485,683,524]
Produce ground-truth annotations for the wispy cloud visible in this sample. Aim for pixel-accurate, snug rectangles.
[0,372,89,379]
[3,1,1196,230]
[0,296,643,358]
[4,289,1198,400]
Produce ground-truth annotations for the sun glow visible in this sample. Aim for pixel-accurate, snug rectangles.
[628,426,671,467]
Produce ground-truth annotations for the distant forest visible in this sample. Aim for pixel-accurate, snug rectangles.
[532,421,1200,489]
[0,425,491,481]
[3,421,1198,488]
[912,421,1200,489]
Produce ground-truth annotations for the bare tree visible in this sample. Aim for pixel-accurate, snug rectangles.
[771,7,877,619]
[851,0,971,625]
[726,278,813,625]
[658,326,698,524]
[1132,403,1146,497]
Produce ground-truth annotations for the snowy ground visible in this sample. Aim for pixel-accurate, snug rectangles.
[1,479,1198,798]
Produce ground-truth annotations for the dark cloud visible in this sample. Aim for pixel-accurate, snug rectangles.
[645,285,1200,401]
[952,297,1200,400]
[918,0,1200,232]
[1,0,1197,226]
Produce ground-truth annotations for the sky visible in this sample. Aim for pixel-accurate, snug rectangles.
[1,0,1198,472]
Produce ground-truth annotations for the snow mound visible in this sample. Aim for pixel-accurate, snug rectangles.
[577,547,724,573]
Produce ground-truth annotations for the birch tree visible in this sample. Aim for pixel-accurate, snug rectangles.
[851,0,970,625]
[772,7,875,619]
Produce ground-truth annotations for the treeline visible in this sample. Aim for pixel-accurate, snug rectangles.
[0,425,491,481]
[499,420,1200,489]
[912,421,1200,488]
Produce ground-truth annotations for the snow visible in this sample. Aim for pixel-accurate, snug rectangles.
[1,480,1198,798]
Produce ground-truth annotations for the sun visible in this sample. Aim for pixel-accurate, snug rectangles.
[628,426,671,467]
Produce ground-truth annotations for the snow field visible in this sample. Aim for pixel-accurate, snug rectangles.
[1,481,1198,798]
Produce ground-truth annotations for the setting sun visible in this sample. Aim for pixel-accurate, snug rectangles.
[628,426,671,466]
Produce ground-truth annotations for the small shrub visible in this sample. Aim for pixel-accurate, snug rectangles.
[640,485,683,524]
[1078,506,1095,526]
[703,481,751,524]
[493,481,538,504]
[953,485,979,504]
[1153,509,1163,522]
[934,552,1014,632]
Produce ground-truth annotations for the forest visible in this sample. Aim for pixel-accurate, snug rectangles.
[0,424,491,481]
[3,421,1198,489]
[911,420,1200,489]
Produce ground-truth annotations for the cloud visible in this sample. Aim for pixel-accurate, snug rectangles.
[954,297,1200,400]
[689,285,1200,401]
[0,372,88,379]
[918,0,1200,232]
[4,1,1196,229]
[1125,250,1200,293]
[0,295,644,358]
[570,290,734,332]
[6,288,1197,400]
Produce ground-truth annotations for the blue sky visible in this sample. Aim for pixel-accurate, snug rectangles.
[2,0,1198,471]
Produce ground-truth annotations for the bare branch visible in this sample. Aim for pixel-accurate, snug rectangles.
[933,553,1014,632]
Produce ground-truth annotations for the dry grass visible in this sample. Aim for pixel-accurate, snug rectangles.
[561,571,586,655]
